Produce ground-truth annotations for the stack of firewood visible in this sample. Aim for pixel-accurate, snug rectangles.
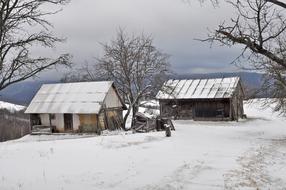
[133,113,175,133]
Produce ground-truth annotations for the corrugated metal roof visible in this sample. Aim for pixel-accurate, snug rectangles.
[25,81,114,114]
[156,77,240,100]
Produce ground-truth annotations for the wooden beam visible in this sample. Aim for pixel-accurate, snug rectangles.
[229,99,232,120]
[49,114,52,127]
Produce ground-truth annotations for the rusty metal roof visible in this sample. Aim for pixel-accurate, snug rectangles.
[25,81,115,114]
[156,77,240,100]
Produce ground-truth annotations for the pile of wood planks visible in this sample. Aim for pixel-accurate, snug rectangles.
[133,113,175,133]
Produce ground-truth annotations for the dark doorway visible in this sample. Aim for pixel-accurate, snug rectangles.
[64,114,73,131]
[30,114,41,126]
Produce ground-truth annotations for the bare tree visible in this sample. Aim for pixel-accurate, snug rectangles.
[203,0,286,114]
[64,30,170,129]
[0,0,71,91]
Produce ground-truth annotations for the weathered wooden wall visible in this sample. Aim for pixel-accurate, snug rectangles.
[76,110,123,132]
[160,99,232,121]
[0,109,30,142]
[78,114,99,132]
[193,99,230,121]
[160,99,194,120]
[230,82,245,121]
[99,109,123,130]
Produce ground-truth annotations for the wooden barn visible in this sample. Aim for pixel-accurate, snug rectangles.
[156,77,245,121]
[25,81,127,133]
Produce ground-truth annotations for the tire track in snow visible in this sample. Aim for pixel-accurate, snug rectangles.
[224,139,286,190]
[136,161,214,190]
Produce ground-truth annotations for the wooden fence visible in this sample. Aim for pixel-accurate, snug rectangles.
[0,109,30,142]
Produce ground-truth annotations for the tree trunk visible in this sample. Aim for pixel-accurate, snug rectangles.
[123,106,132,131]
[131,104,139,128]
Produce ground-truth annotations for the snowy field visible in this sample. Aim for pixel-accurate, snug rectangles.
[1,100,286,190]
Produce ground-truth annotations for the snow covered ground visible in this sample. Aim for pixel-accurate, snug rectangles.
[0,100,286,190]
[0,101,25,112]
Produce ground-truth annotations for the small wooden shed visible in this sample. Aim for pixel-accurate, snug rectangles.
[25,81,127,133]
[156,77,245,121]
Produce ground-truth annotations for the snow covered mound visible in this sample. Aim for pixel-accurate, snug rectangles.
[140,100,159,108]
[0,101,25,112]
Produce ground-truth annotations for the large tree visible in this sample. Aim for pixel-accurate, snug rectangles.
[63,30,170,129]
[0,0,71,91]
[204,0,286,114]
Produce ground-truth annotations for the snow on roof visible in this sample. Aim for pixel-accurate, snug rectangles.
[25,81,114,114]
[156,77,240,100]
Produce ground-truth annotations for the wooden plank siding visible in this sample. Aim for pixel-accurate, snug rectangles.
[78,114,99,132]
[105,109,124,130]
[77,108,123,132]
[193,99,230,121]
[98,108,124,130]
[160,99,232,121]
[229,82,245,121]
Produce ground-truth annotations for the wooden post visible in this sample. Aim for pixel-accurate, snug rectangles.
[96,114,100,133]
[29,115,33,131]
[229,99,232,121]
[193,102,196,120]
[236,95,239,122]
[49,114,52,127]
[103,108,110,130]
[159,100,162,116]
[48,114,53,132]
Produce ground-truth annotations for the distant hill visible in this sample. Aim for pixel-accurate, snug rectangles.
[0,72,264,105]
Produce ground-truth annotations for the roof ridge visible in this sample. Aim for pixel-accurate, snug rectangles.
[41,80,113,86]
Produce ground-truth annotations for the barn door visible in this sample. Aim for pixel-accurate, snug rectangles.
[64,114,73,131]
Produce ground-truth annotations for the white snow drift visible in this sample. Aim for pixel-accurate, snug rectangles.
[0,100,286,190]
[0,101,25,112]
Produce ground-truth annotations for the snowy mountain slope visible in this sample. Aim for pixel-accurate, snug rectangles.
[0,101,25,112]
[0,100,286,190]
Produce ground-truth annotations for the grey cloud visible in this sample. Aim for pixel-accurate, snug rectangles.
[32,0,241,80]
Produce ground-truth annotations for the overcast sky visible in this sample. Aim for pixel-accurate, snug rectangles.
[35,0,244,80]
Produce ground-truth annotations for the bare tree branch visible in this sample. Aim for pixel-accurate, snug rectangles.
[203,0,286,114]
[0,0,71,91]
[265,0,286,9]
